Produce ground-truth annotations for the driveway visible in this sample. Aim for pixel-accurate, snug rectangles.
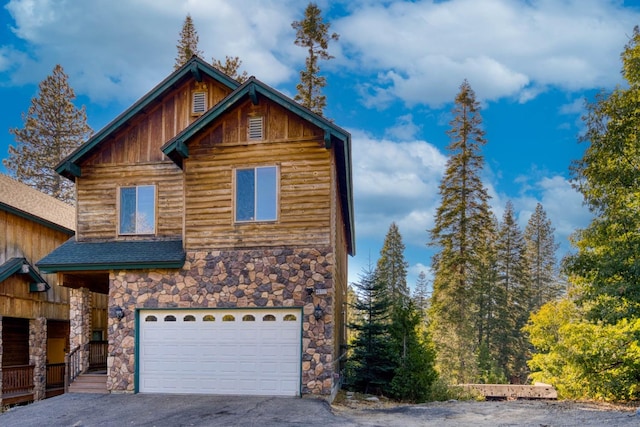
[1,393,638,426]
[0,394,353,427]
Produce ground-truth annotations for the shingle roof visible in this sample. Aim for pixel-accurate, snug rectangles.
[0,257,50,290]
[0,174,75,233]
[37,237,186,272]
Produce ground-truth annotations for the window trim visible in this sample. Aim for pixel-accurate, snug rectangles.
[234,165,279,223]
[118,184,157,235]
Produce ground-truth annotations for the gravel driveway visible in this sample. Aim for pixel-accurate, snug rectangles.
[1,393,638,427]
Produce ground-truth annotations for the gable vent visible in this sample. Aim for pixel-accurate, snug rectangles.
[192,91,207,115]
[248,116,264,140]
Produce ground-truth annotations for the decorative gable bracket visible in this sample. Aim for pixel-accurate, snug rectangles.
[0,257,50,292]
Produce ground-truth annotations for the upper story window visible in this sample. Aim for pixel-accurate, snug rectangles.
[235,166,277,222]
[119,185,155,235]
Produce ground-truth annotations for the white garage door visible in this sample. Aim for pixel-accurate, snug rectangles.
[138,308,302,396]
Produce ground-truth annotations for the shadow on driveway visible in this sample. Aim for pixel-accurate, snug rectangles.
[0,393,355,427]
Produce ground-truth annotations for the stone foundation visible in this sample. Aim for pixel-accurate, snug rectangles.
[108,247,335,395]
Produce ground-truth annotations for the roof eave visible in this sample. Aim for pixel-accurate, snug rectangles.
[38,259,186,274]
[0,201,75,235]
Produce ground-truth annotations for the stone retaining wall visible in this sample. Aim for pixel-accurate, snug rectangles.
[108,247,335,396]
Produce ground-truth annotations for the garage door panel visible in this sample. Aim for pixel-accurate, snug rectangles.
[139,309,302,396]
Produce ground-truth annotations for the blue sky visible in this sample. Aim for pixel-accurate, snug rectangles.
[1,0,638,288]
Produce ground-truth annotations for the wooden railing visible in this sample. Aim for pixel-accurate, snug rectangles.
[65,344,84,392]
[46,363,66,390]
[2,364,34,397]
[89,341,108,371]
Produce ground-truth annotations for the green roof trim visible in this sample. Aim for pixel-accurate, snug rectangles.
[0,257,50,291]
[0,201,74,235]
[55,57,240,181]
[160,78,355,255]
[37,238,186,273]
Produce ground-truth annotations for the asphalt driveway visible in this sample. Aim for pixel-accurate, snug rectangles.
[0,393,353,427]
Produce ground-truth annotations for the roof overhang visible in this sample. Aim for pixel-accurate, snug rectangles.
[37,238,186,273]
[0,201,75,235]
[55,57,240,181]
[0,257,50,292]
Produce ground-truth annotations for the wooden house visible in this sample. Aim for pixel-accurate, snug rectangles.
[0,175,107,405]
[38,57,355,399]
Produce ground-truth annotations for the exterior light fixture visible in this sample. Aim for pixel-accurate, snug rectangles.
[114,306,125,320]
[314,304,323,320]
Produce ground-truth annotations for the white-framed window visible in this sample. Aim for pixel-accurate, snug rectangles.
[235,166,277,222]
[192,91,207,115]
[247,116,263,140]
[119,185,156,234]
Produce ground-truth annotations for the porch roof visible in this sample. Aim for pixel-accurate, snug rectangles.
[36,238,186,273]
[0,257,50,291]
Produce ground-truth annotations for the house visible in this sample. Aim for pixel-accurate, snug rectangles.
[0,174,107,405]
[37,56,355,399]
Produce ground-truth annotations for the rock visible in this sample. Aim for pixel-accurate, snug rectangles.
[365,396,379,402]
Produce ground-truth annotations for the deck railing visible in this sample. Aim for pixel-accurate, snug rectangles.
[64,344,84,392]
[46,363,66,390]
[89,341,108,371]
[2,364,35,397]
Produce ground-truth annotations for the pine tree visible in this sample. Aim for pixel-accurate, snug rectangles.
[412,271,430,312]
[346,264,395,395]
[524,203,562,310]
[291,2,339,115]
[494,201,531,382]
[175,14,203,69]
[212,55,249,83]
[427,80,493,383]
[4,64,92,204]
[377,222,410,306]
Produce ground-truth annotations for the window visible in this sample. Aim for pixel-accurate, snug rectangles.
[119,185,155,234]
[164,315,176,322]
[284,314,297,321]
[192,91,207,115]
[203,315,215,322]
[263,315,276,322]
[145,315,158,322]
[183,315,196,322]
[235,166,277,222]
[247,116,263,140]
[222,315,235,322]
[242,314,255,321]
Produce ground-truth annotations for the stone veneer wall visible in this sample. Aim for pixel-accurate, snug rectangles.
[70,287,92,371]
[0,316,3,403]
[29,317,47,401]
[108,248,335,396]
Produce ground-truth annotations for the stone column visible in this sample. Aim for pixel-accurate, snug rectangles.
[29,317,47,401]
[70,287,92,372]
[0,316,4,404]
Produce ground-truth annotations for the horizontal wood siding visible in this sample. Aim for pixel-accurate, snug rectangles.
[2,317,29,366]
[76,163,184,240]
[84,77,233,167]
[184,99,331,250]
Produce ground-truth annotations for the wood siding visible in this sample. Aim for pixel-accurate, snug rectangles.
[0,209,72,319]
[84,77,232,167]
[184,99,331,250]
[76,163,183,240]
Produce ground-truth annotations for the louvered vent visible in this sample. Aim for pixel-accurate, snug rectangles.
[192,91,207,115]
[248,116,264,140]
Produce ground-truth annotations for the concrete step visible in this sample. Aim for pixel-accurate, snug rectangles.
[69,373,108,394]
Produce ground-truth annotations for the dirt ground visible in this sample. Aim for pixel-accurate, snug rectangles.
[332,395,640,426]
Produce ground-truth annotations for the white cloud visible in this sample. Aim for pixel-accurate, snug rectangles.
[335,0,639,107]
[3,0,303,102]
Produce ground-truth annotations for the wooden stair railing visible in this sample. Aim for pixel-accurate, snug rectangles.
[64,344,85,393]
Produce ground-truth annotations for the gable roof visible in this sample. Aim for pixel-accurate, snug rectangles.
[56,56,240,181]
[37,237,186,273]
[0,257,50,291]
[0,174,75,234]
[161,77,355,255]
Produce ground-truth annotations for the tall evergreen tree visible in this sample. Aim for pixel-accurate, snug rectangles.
[4,64,92,204]
[291,2,339,115]
[377,222,410,306]
[524,203,562,310]
[212,55,248,83]
[346,264,395,394]
[175,14,203,69]
[428,80,493,383]
[412,271,430,312]
[495,201,531,382]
